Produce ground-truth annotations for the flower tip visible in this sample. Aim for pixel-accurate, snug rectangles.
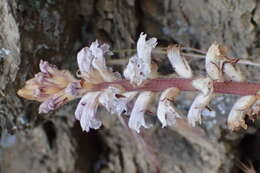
[16,88,36,101]
[17,89,25,98]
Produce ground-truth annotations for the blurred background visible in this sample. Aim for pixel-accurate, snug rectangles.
[1,0,260,172]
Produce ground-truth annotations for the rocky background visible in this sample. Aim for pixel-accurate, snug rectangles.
[1,0,260,173]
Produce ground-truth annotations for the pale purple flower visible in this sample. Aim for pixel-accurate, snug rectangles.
[17,60,75,102]
[75,92,102,132]
[38,80,88,114]
[38,91,74,114]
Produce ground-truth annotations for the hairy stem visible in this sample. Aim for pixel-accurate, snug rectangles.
[93,78,260,96]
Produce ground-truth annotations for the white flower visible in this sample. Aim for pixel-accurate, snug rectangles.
[187,93,214,127]
[205,43,225,81]
[227,95,256,131]
[75,92,102,132]
[98,85,138,115]
[128,91,154,133]
[77,41,117,83]
[167,45,193,78]
[192,77,214,96]
[205,43,245,82]
[187,77,215,127]
[157,87,183,127]
[124,33,157,86]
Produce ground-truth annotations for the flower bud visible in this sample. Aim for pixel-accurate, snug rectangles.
[167,45,193,78]
[17,60,75,102]
[38,91,75,114]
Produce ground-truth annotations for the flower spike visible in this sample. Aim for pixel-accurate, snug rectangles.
[17,34,260,133]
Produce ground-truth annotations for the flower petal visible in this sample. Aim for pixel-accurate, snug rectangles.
[167,45,193,78]
[38,91,75,114]
[137,32,157,64]
[223,63,245,82]
[77,47,94,75]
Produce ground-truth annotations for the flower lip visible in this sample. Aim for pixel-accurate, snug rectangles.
[75,92,102,132]
[128,91,154,133]
[157,87,183,127]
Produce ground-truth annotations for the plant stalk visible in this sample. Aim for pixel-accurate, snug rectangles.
[93,78,260,96]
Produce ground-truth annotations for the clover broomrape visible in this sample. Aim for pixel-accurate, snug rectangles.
[17,33,260,132]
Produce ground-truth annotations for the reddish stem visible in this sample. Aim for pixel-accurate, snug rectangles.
[93,78,260,96]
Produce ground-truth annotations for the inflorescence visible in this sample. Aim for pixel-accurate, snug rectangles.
[17,33,260,132]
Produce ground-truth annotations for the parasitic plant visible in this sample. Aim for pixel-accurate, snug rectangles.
[17,33,260,132]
